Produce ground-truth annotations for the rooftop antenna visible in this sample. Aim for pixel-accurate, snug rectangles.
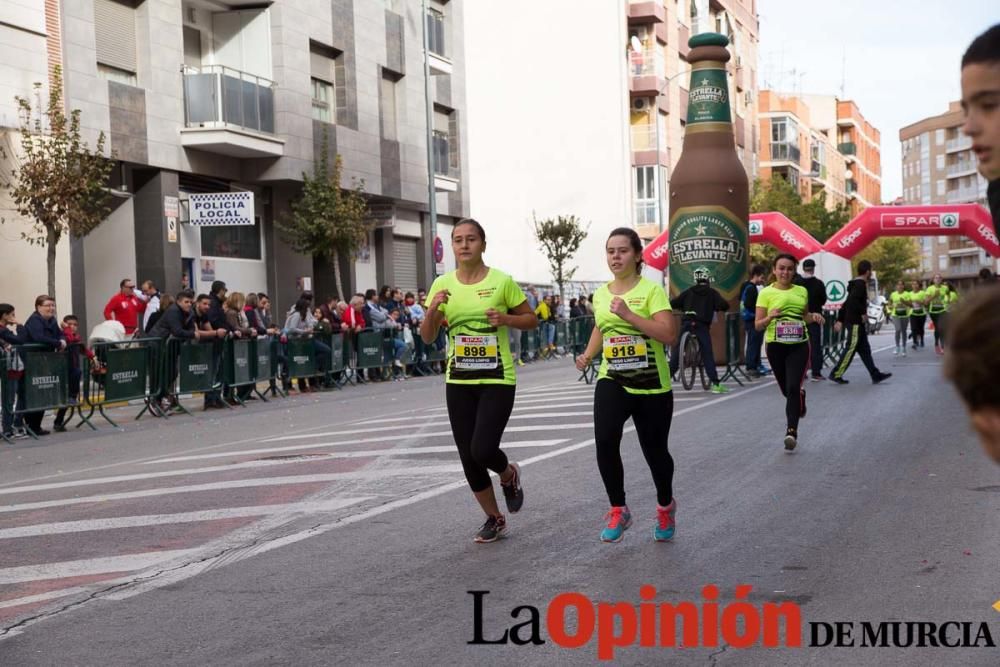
[840,47,846,99]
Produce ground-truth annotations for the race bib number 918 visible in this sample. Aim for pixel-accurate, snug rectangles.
[454,335,499,370]
[603,335,648,371]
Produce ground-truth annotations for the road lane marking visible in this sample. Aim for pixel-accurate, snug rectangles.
[260,422,589,443]
[0,468,465,514]
[149,438,570,465]
[0,550,200,585]
[0,498,372,540]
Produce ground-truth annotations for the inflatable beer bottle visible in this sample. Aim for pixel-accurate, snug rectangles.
[668,32,748,361]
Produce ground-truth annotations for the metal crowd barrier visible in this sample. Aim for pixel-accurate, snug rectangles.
[81,337,162,427]
[7,343,76,438]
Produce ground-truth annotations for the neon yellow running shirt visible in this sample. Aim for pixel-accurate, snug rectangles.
[425,268,526,385]
[757,285,809,344]
[594,277,672,394]
[889,290,911,317]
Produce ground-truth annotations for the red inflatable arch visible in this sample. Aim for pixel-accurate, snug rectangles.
[642,211,825,270]
[747,212,822,259]
[642,203,998,271]
[821,204,999,259]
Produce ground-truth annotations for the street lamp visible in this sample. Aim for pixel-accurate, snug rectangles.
[421,0,438,281]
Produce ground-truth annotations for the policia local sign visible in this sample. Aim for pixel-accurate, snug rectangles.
[188,192,255,226]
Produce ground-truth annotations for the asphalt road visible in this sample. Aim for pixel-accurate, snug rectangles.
[0,332,998,666]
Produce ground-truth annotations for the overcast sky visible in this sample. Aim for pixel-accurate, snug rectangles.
[757,0,997,201]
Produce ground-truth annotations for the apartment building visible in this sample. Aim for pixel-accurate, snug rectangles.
[628,0,760,242]
[757,91,848,210]
[833,98,881,215]
[900,101,995,281]
[1,0,468,329]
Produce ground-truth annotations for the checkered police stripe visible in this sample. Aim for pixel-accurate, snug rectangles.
[188,192,255,226]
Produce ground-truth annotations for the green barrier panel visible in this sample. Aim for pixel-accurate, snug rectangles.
[225,338,254,387]
[524,329,538,358]
[329,333,345,373]
[178,342,216,393]
[104,347,149,402]
[555,322,568,348]
[355,331,383,370]
[22,349,68,411]
[719,313,746,385]
[79,340,160,428]
[256,338,273,381]
[287,339,317,378]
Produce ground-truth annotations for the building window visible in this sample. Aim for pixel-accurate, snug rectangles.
[432,108,457,176]
[935,129,944,146]
[95,0,137,84]
[310,42,344,124]
[311,78,333,122]
[935,154,944,171]
[380,71,399,140]
[936,180,945,197]
[634,166,660,226]
[426,7,446,57]
[200,216,262,260]
[97,63,138,86]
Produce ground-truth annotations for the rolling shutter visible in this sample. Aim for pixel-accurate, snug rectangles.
[94,0,137,73]
[392,237,419,293]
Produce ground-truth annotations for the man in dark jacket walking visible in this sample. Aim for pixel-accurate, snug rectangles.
[795,259,828,380]
[830,260,891,385]
[668,268,731,393]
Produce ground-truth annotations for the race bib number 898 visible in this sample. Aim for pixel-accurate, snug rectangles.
[454,335,499,370]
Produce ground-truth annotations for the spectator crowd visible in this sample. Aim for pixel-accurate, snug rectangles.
[2,274,598,441]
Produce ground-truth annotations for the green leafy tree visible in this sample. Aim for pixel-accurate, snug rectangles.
[749,176,852,266]
[532,213,589,299]
[280,130,370,300]
[861,237,920,290]
[0,66,113,297]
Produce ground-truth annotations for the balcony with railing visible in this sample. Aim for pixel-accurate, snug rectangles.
[769,141,801,164]
[838,141,856,156]
[945,135,972,153]
[181,65,284,158]
[630,124,669,166]
[678,24,690,60]
[627,0,666,23]
[946,161,978,178]
[634,200,660,227]
[846,179,858,195]
[629,48,665,96]
[946,186,981,203]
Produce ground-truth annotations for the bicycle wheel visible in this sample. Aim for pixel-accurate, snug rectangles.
[680,332,698,391]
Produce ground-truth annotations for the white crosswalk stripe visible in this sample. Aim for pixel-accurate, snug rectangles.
[0,498,373,540]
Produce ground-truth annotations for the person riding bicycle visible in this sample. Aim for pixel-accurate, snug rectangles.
[668,267,731,394]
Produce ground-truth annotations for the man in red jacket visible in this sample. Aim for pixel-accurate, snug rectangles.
[103,278,148,336]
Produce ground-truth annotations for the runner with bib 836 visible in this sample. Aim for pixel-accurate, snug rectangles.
[575,228,679,543]
[420,218,538,544]
[755,253,825,452]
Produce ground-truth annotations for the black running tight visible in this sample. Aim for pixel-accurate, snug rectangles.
[446,384,515,492]
[594,380,674,507]
[765,341,809,430]
[929,312,944,346]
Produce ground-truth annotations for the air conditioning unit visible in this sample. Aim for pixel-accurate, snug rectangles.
[633,98,648,111]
